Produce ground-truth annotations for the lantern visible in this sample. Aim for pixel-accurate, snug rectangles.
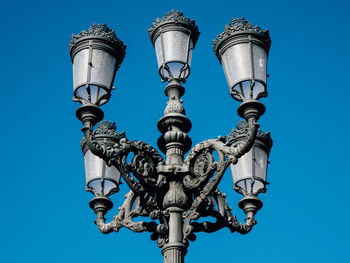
[213,18,271,102]
[69,23,126,106]
[149,10,200,82]
[81,120,124,196]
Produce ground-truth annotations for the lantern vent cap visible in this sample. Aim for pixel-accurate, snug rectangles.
[213,17,271,58]
[69,23,126,60]
[148,10,200,47]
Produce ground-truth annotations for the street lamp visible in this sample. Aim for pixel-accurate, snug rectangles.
[69,10,273,263]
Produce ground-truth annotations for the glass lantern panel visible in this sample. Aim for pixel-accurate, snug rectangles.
[154,36,164,68]
[252,82,265,100]
[238,179,264,194]
[232,81,265,101]
[103,180,117,195]
[162,30,191,64]
[88,179,102,195]
[84,150,121,186]
[230,149,253,183]
[105,160,121,183]
[232,81,252,100]
[252,44,267,84]
[254,145,268,182]
[90,49,117,90]
[161,62,189,79]
[221,43,251,89]
[84,150,103,184]
[73,49,89,91]
[88,85,108,104]
[87,179,117,195]
[75,86,89,102]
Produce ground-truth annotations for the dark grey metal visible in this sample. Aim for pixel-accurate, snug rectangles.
[71,13,272,263]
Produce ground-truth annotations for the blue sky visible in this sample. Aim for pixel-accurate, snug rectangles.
[1,0,349,262]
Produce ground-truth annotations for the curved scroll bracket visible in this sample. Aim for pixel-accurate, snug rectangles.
[80,117,167,211]
[92,190,158,234]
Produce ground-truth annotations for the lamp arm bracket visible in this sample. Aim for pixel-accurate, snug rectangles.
[83,125,166,209]
[94,190,159,234]
[182,140,228,243]
[184,115,258,168]
[228,116,259,160]
[184,188,256,240]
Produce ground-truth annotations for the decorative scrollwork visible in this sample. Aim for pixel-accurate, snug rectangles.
[180,116,260,242]
[83,126,166,211]
[80,87,262,251]
[95,190,159,234]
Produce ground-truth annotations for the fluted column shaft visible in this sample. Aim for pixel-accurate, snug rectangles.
[157,79,191,263]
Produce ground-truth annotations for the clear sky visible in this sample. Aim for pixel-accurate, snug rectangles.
[1,0,349,262]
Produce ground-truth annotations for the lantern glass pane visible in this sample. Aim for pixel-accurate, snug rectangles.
[154,31,193,80]
[84,150,121,195]
[231,81,251,100]
[252,82,265,100]
[75,86,89,102]
[84,150,103,184]
[254,145,268,182]
[162,30,190,64]
[89,85,108,104]
[231,144,269,195]
[88,179,102,195]
[160,62,189,79]
[154,36,164,68]
[221,43,251,89]
[237,179,264,194]
[103,180,117,195]
[230,149,252,183]
[231,80,266,101]
[252,44,267,84]
[72,49,89,91]
[90,49,117,90]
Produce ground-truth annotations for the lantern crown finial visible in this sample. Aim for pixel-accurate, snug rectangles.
[69,23,126,59]
[225,120,273,151]
[213,17,270,57]
[148,10,200,47]
[80,120,126,154]
[94,120,126,139]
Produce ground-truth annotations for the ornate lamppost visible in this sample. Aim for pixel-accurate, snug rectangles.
[69,10,273,263]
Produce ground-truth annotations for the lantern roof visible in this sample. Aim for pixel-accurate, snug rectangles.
[69,23,126,60]
[213,17,271,58]
[148,10,200,47]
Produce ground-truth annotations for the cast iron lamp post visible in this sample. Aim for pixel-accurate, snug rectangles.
[69,10,273,263]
